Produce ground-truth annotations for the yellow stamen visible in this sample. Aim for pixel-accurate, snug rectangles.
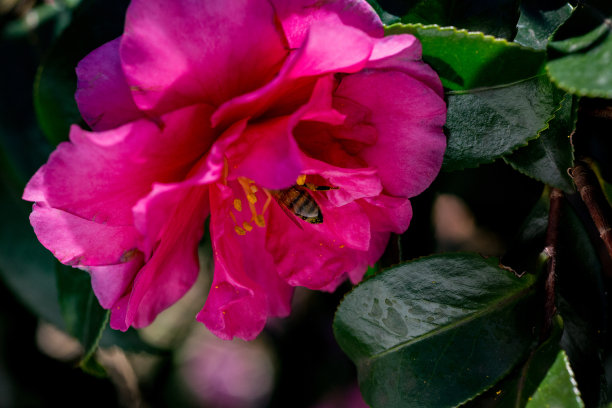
[234,226,246,235]
[254,214,266,228]
[233,199,242,212]
[250,184,258,193]
[247,193,257,204]
[243,221,253,231]
[296,174,307,185]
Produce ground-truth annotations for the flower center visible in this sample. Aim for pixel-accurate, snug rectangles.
[226,174,312,237]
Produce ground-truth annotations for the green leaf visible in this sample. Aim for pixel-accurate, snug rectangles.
[0,172,64,328]
[365,0,400,25]
[34,0,129,145]
[525,350,585,407]
[56,264,109,366]
[398,0,520,39]
[462,315,564,408]
[385,24,546,91]
[444,75,566,171]
[546,4,612,98]
[333,253,538,408]
[503,93,577,192]
[514,1,574,50]
[386,24,566,170]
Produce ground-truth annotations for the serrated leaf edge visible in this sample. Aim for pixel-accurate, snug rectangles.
[385,22,544,52]
[502,93,577,191]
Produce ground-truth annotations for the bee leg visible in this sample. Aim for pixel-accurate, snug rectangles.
[303,182,338,191]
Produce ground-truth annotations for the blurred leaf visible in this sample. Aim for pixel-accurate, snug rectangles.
[514,1,574,50]
[546,3,612,98]
[100,328,169,356]
[56,264,109,367]
[503,93,577,192]
[398,0,520,39]
[0,171,63,328]
[333,253,538,408]
[365,0,401,25]
[463,315,563,408]
[385,24,546,91]
[525,350,585,407]
[34,0,129,145]
[386,24,565,170]
[444,75,566,171]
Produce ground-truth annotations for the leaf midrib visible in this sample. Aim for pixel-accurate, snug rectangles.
[365,282,536,362]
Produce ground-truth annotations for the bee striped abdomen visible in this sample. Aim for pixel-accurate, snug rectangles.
[275,186,323,224]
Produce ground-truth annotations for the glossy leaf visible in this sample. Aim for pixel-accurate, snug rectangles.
[525,350,585,407]
[386,24,565,170]
[503,93,577,192]
[385,24,546,91]
[56,264,109,368]
[34,0,129,145]
[462,315,563,408]
[444,75,566,171]
[398,0,520,39]
[514,1,574,50]
[546,4,612,98]
[333,253,538,408]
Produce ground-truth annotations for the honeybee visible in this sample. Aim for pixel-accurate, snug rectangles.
[272,183,335,225]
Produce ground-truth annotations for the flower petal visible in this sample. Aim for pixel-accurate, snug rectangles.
[23,104,215,226]
[266,198,370,290]
[334,70,447,198]
[120,185,210,329]
[271,0,383,48]
[120,0,289,114]
[29,204,139,266]
[75,37,144,130]
[366,34,444,98]
[197,183,293,340]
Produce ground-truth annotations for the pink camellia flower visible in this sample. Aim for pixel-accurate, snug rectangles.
[23,0,446,340]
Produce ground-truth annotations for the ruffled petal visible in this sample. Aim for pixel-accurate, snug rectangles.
[75,37,144,130]
[225,116,303,190]
[23,104,215,226]
[117,184,210,330]
[366,34,444,98]
[211,21,374,129]
[266,197,370,290]
[271,0,383,48]
[197,183,293,340]
[88,252,144,309]
[334,70,446,198]
[120,0,289,114]
[29,204,139,266]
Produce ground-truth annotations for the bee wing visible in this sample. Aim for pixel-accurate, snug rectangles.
[276,200,304,230]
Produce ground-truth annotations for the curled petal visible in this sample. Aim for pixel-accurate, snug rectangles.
[198,184,293,340]
[75,37,144,130]
[29,205,139,266]
[23,104,215,226]
[271,0,383,48]
[334,70,447,198]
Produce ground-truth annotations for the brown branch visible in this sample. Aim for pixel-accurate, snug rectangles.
[569,161,612,260]
[541,188,563,341]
